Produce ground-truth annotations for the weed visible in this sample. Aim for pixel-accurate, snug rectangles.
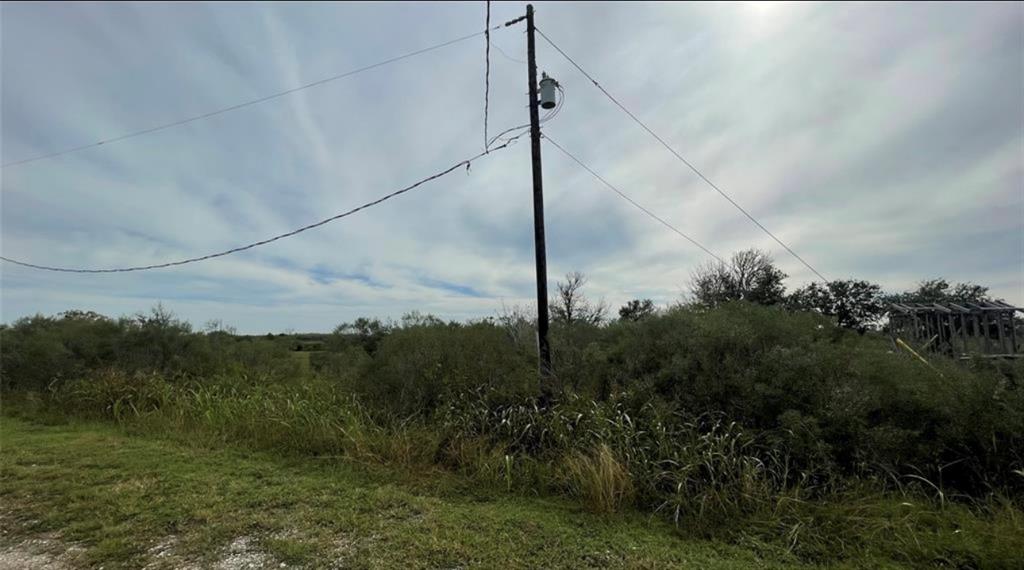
[562,444,634,513]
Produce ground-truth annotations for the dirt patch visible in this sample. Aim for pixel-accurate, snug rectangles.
[0,537,85,570]
[2,505,290,570]
[214,536,277,570]
[0,532,293,570]
[147,536,180,559]
[142,536,203,570]
[0,510,85,569]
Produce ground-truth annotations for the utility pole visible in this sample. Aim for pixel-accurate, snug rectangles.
[525,4,553,380]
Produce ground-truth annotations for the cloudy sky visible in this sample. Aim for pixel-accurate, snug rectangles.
[2,1,1021,333]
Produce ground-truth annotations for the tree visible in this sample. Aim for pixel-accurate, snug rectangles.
[886,278,996,306]
[884,278,995,309]
[618,299,656,322]
[690,248,787,307]
[400,311,445,328]
[203,319,237,335]
[118,304,196,371]
[788,279,886,333]
[496,302,534,348]
[950,282,993,304]
[59,310,110,323]
[550,272,607,327]
[332,317,391,354]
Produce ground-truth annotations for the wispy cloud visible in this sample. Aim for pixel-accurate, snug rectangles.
[2,2,1020,332]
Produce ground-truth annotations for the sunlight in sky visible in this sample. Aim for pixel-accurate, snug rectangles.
[742,1,797,33]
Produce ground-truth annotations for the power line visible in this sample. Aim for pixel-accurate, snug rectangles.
[536,27,830,283]
[3,25,504,169]
[483,0,492,151]
[0,133,527,274]
[543,134,726,265]
[492,42,526,65]
[487,83,563,148]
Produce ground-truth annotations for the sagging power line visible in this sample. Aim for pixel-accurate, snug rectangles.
[536,27,830,283]
[543,134,726,265]
[492,42,526,65]
[2,24,505,169]
[0,133,527,273]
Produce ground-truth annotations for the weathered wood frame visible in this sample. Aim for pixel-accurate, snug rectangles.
[888,301,1022,359]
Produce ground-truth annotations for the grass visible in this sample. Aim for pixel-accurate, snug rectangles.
[0,415,841,569]
[289,350,315,378]
[562,444,635,514]
[6,380,1023,569]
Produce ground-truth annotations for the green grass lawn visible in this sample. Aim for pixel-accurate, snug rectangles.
[0,416,850,569]
[0,413,905,568]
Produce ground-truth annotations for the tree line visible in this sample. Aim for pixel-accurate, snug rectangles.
[317,247,1007,356]
[610,247,1005,333]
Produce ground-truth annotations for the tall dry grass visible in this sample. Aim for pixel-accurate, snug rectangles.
[562,444,634,513]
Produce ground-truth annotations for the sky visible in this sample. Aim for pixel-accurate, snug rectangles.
[1,1,1021,333]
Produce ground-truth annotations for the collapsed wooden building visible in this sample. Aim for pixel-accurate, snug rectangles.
[888,301,1022,358]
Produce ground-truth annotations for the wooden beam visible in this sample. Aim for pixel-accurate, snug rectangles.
[957,313,969,355]
[1009,313,1019,355]
[966,303,983,353]
[944,313,956,356]
[995,311,1008,355]
[981,311,992,354]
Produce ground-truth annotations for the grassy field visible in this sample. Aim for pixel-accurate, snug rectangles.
[0,415,855,570]
[289,350,315,378]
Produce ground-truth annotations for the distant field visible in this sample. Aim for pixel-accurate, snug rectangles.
[0,416,833,570]
[289,350,316,377]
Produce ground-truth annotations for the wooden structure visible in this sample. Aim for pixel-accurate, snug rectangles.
[888,301,1022,358]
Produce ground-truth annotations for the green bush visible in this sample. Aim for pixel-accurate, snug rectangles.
[1,316,77,391]
[309,346,371,382]
[1,312,121,391]
[358,322,536,417]
[590,302,1024,493]
[0,307,302,390]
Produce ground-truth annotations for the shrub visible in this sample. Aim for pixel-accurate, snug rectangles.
[310,345,371,383]
[592,302,1024,494]
[358,322,536,417]
[1,316,78,391]
[0,307,303,390]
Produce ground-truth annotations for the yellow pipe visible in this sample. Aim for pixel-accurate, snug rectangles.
[896,337,945,378]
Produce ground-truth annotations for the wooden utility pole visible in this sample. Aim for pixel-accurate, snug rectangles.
[525,4,552,379]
